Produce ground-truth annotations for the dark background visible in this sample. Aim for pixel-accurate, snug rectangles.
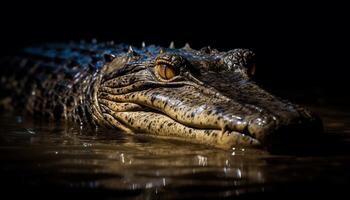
[0,2,349,199]
[0,1,348,106]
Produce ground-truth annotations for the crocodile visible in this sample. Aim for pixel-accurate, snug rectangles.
[0,41,322,150]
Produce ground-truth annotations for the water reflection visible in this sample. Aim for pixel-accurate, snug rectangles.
[1,107,350,198]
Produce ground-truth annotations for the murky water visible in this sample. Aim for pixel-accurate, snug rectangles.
[1,106,350,199]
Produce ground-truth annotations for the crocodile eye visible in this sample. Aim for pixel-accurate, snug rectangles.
[155,63,176,80]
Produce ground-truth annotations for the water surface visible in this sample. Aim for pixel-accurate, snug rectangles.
[1,106,350,199]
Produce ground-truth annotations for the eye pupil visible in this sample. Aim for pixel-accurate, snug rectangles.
[165,66,175,79]
[159,64,167,78]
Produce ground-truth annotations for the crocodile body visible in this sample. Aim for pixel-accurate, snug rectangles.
[0,41,322,149]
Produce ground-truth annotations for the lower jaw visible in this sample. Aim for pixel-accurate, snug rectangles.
[104,110,261,149]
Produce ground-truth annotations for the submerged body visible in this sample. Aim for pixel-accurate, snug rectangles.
[0,41,322,150]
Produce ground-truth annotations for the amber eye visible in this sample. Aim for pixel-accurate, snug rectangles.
[155,63,177,80]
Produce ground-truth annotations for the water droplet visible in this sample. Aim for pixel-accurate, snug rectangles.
[83,143,92,147]
[120,153,125,163]
[26,128,36,135]
[197,155,208,166]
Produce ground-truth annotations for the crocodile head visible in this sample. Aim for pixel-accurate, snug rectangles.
[94,46,322,150]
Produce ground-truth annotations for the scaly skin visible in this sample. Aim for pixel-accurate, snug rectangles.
[0,41,322,149]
